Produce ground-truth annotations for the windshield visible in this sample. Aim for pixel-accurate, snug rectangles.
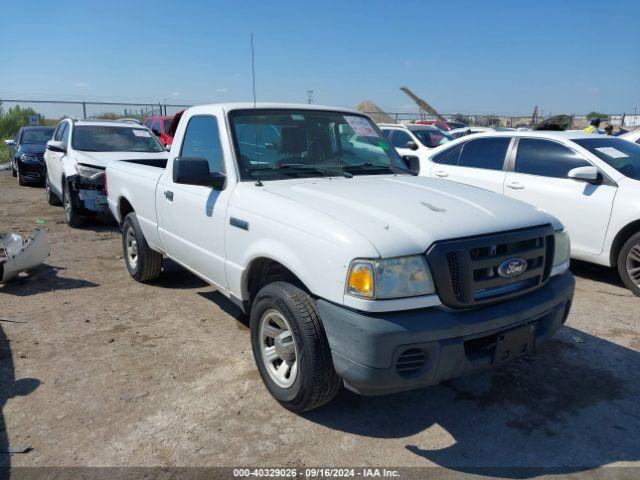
[411,129,453,148]
[573,137,640,181]
[72,126,164,152]
[229,109,408,180]
[19,127,55,145]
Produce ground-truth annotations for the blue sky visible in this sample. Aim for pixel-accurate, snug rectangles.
[1,0,639,116]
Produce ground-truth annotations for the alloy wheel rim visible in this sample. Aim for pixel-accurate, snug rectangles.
[125,227,138,269]
[259,309,298,388]
[64,189,71,221]
[626,241,640,288]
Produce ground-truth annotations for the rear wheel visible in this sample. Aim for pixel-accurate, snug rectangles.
[63,181,84,227]
[250,282,341,412]
[121,212,163,282]
[618,232,640,296]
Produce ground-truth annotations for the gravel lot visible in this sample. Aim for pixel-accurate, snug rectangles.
[1,169,639,477]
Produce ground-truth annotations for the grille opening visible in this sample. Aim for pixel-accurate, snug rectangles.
[447,252,463,298]
[396,348,428,377]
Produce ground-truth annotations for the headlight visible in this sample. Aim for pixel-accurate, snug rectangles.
[20,154,41,164]
[75,164,104,180]
[552,229,571,274]
[347,255,435,299]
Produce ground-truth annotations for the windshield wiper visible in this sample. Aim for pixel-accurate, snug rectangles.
[344,162,415,175]
[249,163,353,179]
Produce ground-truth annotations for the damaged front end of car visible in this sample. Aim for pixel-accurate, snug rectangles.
[0,230,51,283]
[68,163,108,214]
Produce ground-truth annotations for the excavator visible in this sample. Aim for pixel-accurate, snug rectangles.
[399,87,447,122]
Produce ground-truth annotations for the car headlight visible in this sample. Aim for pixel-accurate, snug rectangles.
[75,164,104,180]
[347,255,435,299]
[552,229,571,275]
[20,154,41,164]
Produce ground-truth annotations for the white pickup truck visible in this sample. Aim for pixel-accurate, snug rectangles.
[106,103,574,412]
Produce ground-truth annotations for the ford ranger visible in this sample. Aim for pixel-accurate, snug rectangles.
[106,103,574,412]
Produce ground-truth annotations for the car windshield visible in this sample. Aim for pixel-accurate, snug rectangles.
[229,109,408,180]
[72,126,164,152]
[411,129,453,148]
[573,137,640,181]
[19,127,55,145]
[163,119,172,133]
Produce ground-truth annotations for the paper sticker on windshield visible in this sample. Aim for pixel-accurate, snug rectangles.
[595,147,628,158]
[345,116,378,137]
[133,129,151,137]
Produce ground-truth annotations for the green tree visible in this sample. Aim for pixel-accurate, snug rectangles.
[586,111,609,120]
[0,103,46,164]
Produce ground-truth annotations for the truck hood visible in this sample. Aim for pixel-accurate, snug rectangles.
[263,175,561,257]
[73,151,168,168]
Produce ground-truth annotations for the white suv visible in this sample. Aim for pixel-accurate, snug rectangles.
[44,118,168,227]
[420,131,640,295]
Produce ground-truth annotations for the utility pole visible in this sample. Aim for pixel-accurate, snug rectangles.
[306,90,314,104]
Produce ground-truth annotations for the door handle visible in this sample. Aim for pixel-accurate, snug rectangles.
[506,182,525,190]
[434,170,449,178]
[164,190,174,201]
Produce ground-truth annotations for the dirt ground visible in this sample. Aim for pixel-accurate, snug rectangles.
[1,168,639,477]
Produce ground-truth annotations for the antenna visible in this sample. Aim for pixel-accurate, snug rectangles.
[250,33,262,186]
[251,33,257,109]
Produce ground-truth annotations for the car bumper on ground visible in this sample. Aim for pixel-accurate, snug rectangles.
[317,271,574,396]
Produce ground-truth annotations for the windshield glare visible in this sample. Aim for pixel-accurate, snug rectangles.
[20,127,55,145]
[411,129,453,148]
[230,109,407,180]
[574,137,640,181]
[72,126,164,152]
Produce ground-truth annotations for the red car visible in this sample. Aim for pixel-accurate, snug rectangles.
[415,120,452,131]
[143,115,174,146]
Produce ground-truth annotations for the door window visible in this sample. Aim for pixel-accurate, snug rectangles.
[144,119,153,129]
[53,122,66,141]
[389,130,413,148]
[515,139,590,178]
[180,115,225,173]
[457,137,510,170]
[153,120,162,134]
[431,143,464,165]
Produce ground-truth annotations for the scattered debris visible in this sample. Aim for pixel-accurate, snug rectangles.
[35,219,46,225]
[0,229,51,283]
[0,163,11,172]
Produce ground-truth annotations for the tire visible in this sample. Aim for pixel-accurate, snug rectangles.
[11,165,17,177]
[62,180,84,228]
[45,175,62,206]
[121,212,163,282]
[250,281,341,412]
[617,231,640,296]
[17,172,25,186]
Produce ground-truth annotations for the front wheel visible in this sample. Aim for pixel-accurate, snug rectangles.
[63,181,84,227]
[618,232,640,296]
[45,175,62,206]
[250,282,341,412]
[121,212,163,282]
[11,165,17,177]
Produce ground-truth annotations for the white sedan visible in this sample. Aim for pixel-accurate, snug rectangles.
[420,131,640,295]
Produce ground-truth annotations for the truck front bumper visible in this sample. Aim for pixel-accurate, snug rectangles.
[317,271,574,396]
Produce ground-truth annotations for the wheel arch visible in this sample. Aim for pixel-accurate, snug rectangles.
[610,219,640,265]
[242,257,310,311]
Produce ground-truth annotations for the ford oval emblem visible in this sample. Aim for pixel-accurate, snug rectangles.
[497,258,528,278]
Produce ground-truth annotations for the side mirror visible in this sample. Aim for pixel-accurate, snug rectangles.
[4,139,15,146]
[406,140,419,151]
[46,140,66,153]
[173,157,226,189]
[568,166,600,184]
[151,129,161,137]
[402,155,421,175]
